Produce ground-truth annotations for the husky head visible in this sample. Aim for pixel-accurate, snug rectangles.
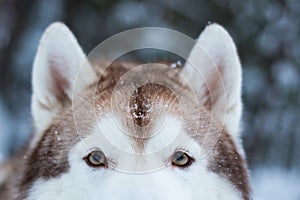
[16,22,250,200]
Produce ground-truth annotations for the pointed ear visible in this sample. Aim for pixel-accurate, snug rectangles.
[182,24,242,140]
[31,22,96,134]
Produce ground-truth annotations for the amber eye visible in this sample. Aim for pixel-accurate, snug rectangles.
[172,150,194,168]
[84,150,108,167]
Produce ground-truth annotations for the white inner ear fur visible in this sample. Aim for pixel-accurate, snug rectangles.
[31,22,96,144]
[182,23,242,147]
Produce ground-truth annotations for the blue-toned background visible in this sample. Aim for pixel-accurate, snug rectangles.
[0,0,299,199]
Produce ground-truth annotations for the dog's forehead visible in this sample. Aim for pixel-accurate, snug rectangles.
[94,83,182,152]
[76,61,213,152]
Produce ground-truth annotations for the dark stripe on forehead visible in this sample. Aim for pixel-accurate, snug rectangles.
[130,86,152,127]
[126,83,181,152]
[92,61,186,152]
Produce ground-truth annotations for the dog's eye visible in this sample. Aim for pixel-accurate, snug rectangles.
[172,150,194,168]
[84,150,107,167]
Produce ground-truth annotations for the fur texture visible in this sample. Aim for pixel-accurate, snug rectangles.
[0,22,250,200]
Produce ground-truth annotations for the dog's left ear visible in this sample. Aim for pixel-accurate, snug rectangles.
[182,24,242,141]
[31,22,96,136]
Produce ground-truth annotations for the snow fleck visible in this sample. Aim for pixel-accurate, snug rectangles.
[145,103,151,108]
[170,63,177,68]
[176,60,182,66]
[133,103,138,109]
[170,60,183,69]
[164,103,169,108]
[132,111,145,119]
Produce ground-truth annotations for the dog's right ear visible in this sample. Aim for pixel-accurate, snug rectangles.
[182,24,242,144]
[31,22,96,137]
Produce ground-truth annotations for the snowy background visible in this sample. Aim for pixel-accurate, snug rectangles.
[0,0,299,199]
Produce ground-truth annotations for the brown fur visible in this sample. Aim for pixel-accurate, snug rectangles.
[0,60,250,200]
[209,131,250,200]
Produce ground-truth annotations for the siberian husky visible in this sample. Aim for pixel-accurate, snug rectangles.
[0,22,250,200]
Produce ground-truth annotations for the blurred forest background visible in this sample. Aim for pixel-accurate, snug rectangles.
[0,0,299,199]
